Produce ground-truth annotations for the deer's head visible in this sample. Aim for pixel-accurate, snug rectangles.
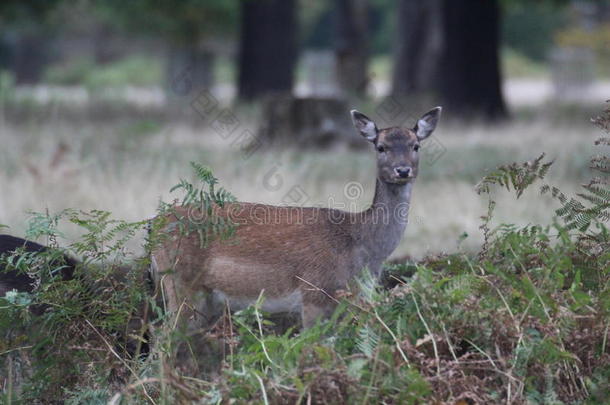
[351,107,442,185]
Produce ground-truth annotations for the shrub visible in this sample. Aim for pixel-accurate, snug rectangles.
[44,56,162,88]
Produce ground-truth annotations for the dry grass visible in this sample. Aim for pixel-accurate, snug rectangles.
[0,109,599,258]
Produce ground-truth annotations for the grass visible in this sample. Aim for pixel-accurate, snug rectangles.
[0,96,608,403]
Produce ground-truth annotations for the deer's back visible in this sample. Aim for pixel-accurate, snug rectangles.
[152,203,357,301]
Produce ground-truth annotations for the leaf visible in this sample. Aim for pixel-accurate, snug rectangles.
[415,334,434,348]
[475,153,554,197]
[347,358,368,379]
[356,324,379,358]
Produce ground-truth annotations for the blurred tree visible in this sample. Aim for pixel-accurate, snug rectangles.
[97,0,237,100]
[300,0,334,50]
[391,0,442,99]
[0,0,62,84]
[503,2,567,62]
[301,0,393,55]
[440,0,507,120]
[238,0,297,100]
[368,0,393,55]
[335,0,369,97]
[92,23,120,65]
[391,0,506,120]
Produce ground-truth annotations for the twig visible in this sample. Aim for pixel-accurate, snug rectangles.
[462,337,498,371]
[254,291,279,369]
[412,294,440,376]
[231,293,278,369]
[85,319,156,405]
[0,346,34,356]
[374,310,409,366]
[602,320,609,355]
[295,275,368,314]
[295,276,340,305]
[362,345,380,405]
[7,355,12,405]
[253,372,269,405]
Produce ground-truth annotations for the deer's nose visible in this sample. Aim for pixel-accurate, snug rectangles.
[395,166,412,178]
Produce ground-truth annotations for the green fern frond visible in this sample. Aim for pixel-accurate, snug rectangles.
[356,268,379,305]
[190,162,218,185]
[356,324,380,358]
[168,162,237,247]
[475,153,554,198]
[590,155,610,174]
[544,107,610,233]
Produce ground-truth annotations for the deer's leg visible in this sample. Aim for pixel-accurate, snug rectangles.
[156,273,199,373]
[162,275,226,375]
[301,293,337,328]
[301,304,327,328]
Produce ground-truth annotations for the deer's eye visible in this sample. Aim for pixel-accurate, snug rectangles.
[413,144,420,152]
[377,145,386,153]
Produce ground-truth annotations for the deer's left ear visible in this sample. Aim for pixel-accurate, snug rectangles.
[351,110,378,142]
[414,106,442,140]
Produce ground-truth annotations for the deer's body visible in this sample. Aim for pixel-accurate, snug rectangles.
[151,107,441,328]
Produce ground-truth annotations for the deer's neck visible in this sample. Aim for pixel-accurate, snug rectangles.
[356,178,413,272]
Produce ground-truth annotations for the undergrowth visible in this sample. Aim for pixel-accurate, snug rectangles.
[1,108,609,404]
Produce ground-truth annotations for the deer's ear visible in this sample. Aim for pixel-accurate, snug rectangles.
[351,110,378,142]
[414,106,442,140]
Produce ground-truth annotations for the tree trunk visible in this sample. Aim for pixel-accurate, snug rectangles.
[391,0,442,99]
[0,33,13,73]
[335,0,369,98]
[12,33,49,85]
[439,0,507,120]
[237,0,297,100]
[93,24,119,65]
[165,43,214,106]
[258,96,356,148]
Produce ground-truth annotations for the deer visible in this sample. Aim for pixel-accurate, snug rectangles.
[150,106,442,330]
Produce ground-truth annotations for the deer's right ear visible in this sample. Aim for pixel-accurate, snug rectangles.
[351,110,378,142]
[414,106,442,140]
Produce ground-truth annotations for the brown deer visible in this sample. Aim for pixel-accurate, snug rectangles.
[151,107,441,329]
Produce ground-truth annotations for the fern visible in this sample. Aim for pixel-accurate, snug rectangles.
[356,268,379,306]
[475,106,610,236]
[356,324,379,358]
[25,209,69,247]
[475,153,554,198]
[475,153,553,257]
[541,107,610,233]
[167,162,237,247]
[66,209,147,263]
[170,162,235,209]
